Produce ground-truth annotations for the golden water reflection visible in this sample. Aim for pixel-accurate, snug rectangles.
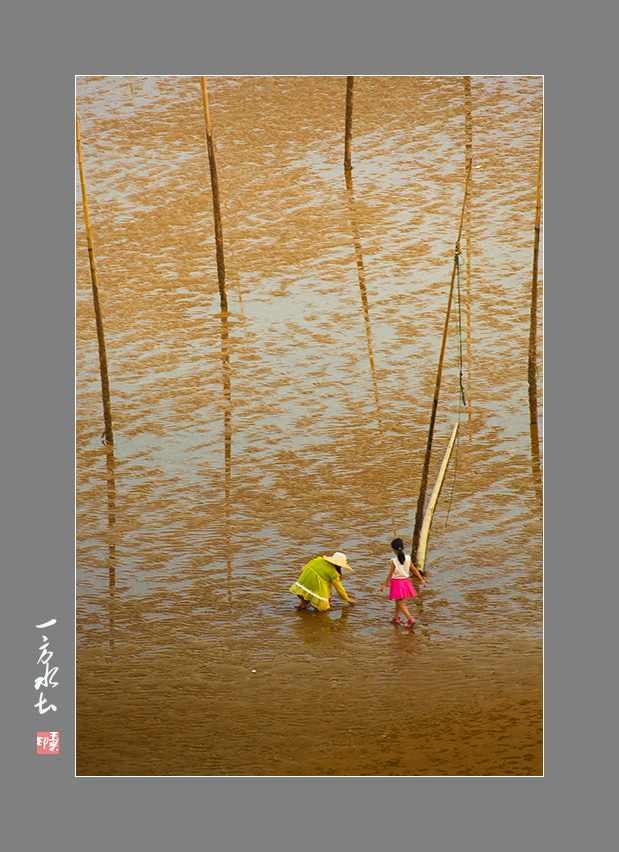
[76,76,543,776]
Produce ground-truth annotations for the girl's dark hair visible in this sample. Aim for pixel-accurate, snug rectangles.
[391,538,406,564]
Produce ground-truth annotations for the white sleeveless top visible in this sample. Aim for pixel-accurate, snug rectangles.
[392,554,411,579]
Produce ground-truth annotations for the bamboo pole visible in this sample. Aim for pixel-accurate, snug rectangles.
[344,76,354,171]
[76,106,114,445]
[464,76,472,168]
[416,423,459,573]
[200,77,228,311]
[528,116,543,427]
[528,115,543,507]
[411,159,472,563]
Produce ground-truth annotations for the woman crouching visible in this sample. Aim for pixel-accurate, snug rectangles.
[290,551,356,611]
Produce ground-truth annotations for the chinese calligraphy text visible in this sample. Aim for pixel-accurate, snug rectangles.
[35,619,58,714]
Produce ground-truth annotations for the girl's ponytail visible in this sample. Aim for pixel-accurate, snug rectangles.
[391,537,406,565]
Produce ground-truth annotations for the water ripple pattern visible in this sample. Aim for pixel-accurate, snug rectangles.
[76,76,543,776]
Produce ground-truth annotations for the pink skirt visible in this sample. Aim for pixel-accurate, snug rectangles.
[389,577,417,600]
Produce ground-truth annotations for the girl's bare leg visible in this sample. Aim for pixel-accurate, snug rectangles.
[391,601,401,622]
[399,601,413,621]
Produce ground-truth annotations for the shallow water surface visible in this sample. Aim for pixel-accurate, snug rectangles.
[76,75,543,775]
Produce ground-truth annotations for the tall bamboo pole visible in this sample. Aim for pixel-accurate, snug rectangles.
[344,76,354,171]
[528,115,543,507]
[200,77,228,311]
[464,76,472,168]
[411,159,472,564]
[76,106,114,445]
[528,116,543,427]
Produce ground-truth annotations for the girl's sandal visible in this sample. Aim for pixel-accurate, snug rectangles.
[405,618,416,629]
[390,616,401,625]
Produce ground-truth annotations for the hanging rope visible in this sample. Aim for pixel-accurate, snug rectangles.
[444,399,462,527]
[455,247,467,407]
[411,160,472,561]
[445,244,468,527]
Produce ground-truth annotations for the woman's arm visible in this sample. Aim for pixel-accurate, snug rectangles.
[380,560,395,593]
[332,576,355,604]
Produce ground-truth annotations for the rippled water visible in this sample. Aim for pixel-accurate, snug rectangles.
[76,75,543,775]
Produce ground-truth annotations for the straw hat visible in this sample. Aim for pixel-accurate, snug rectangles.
[323,551,353,571]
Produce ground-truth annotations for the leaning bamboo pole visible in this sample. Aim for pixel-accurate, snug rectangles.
[411,159,472,564]
[200,77,228,311]
[76,106,114,445]
[416,423,459,574]
[528,115,543,507]
[344,76,354,171]
[528,115,543,427]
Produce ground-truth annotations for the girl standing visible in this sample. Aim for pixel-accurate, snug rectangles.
[380,538,426,628]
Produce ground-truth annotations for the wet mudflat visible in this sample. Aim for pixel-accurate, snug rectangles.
[76,75,543,775]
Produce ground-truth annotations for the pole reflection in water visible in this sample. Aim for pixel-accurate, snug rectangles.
[292,604,350,644]
[220,305,233,604]
[529,419,543,507]
[464,76,473,425]
[105,444,118,649]
[344,167,397,537]
[344,168,383,434]
[74,77,543,777]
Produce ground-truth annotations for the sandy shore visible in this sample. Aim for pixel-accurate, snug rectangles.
[77,640,542,776]
[298,688,543,776]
